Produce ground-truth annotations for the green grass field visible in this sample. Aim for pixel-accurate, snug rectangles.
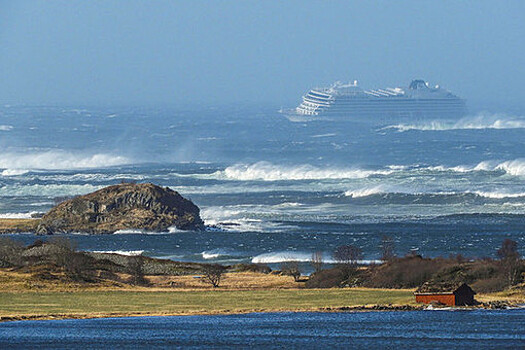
[0,289,415,320]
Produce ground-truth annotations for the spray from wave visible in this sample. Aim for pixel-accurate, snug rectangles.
[220,161,392,181]
[251,251,380,264]
[427,159,525,176]
[344,186,388,198]
[382,113,525,132]
[0,150,131,170]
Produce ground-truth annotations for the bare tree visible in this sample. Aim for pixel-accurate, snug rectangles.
[333,245,363,279]
[380,236,396,262]
[202,264,225,287]
[281,260,301,281]
[311,251,324,274]
[497,239,522,286]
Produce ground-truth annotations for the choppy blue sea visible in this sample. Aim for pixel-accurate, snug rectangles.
[1,105,525,262]
[1,310,524,349]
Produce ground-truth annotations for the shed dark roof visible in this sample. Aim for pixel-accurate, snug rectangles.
[415,281,475,295]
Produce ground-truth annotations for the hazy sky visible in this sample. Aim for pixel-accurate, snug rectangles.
[1,1,524,109]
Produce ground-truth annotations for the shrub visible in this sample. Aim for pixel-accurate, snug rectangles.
[0,237,24,267]
[202,264,225,288]
[127,256,148,285]
[333,245,362,279]
[305,267,346,288]
[280,261,301,282]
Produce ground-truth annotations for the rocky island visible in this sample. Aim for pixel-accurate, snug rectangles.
[0,183,205,234]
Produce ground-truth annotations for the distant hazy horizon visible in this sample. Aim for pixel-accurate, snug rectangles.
[1,1,524,111]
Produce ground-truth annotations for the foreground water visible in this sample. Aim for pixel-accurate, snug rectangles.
[1,105,525,262]
[0,310,524,349]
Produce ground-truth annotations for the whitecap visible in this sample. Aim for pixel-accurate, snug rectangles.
[90,250,144,256]
[251,251,381,265]
[0,150,131,170]
[1,169,29,176]
[344,186,387,198]
[382,112,525,132]
[220,161,392,181]
[0,212,39,219]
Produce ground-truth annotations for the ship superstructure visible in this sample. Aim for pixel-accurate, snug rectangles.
[285,79,466,121]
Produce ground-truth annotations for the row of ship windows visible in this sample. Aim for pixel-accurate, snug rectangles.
[298,106,466,112]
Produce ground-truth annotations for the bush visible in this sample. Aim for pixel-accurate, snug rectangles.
[333,245,362,279]
[0,237,25,267]
[363,256,452,289]
[127,256,148,285]
[305,267,346,288]
[47,237,96,281]
[202,264,225,287]
[280,261,301,282]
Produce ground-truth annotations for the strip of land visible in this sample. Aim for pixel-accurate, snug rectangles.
[0,238,524,322]
[0,288,419,322]
[0,218,39,234]
[0,269,523,322]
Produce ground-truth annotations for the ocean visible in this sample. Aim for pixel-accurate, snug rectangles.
[1,105,524,263]
[1,310,524,349]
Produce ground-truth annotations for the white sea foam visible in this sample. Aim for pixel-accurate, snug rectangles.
[0,212,39,219]
[220,162,392,181]
[1,169,30,176]
[251,251,381,264]
[426,159,525,176]
[91,250,144,256]
[0,184,101,197]
[202,252,221,259]
[344,186,387,198]
[472,191,525,199]
[495,159,525,176]
[0,125,13,131]
[383,113,525,132]
[113,229,148,234]
[342,185,525,200]
[0,151,130,170]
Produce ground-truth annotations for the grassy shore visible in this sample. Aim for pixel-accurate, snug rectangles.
[0,218,39,233]
[0,288,417,321]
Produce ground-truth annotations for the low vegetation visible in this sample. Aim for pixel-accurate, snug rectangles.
[0,237,523,321]
[0,289,416,321]
[307,240,525,293]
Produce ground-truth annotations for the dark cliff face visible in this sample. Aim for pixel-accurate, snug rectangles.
[37,183,204,234]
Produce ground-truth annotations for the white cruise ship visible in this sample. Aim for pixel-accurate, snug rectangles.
[283,79,467,122]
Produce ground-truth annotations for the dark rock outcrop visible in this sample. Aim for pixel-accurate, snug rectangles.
[36,183,204,234]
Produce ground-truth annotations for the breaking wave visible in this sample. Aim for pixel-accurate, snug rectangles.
[201,248,243,260]
[0,151,130,170]
[344,186,388,198]
[0,212,39,219]
[342,187,525,202]
[251,251,380,264]
[90,250,144,256]
[220,162,392,181]
[427,159,525,176]
[0,184,101,197]
[383,113,525,132]
[1,169,30,176]
[0,125,13,131]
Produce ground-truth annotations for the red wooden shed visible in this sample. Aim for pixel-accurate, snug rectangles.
[415,282,476,306]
